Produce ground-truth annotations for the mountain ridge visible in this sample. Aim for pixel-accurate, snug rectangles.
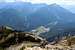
[0,3,75,40]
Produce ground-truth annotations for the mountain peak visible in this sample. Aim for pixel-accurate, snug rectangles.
[50,3,60,7]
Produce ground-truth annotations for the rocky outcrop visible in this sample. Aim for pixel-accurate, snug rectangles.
[0,26,45,48]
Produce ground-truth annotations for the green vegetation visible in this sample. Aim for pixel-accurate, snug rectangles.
[20,46,25,50]
[0,47,5,50]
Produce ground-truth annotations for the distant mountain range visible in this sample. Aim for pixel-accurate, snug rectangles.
[0,2,47,31]
[60,5,75,13]
[0,2,75,41]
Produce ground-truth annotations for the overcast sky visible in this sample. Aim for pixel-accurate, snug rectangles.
[0,0,75,5]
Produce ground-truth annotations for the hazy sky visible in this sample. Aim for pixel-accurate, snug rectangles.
[0,0,75,5]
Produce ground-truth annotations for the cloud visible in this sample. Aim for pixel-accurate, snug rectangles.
[0,0,75,5]
[25,0,75,5]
